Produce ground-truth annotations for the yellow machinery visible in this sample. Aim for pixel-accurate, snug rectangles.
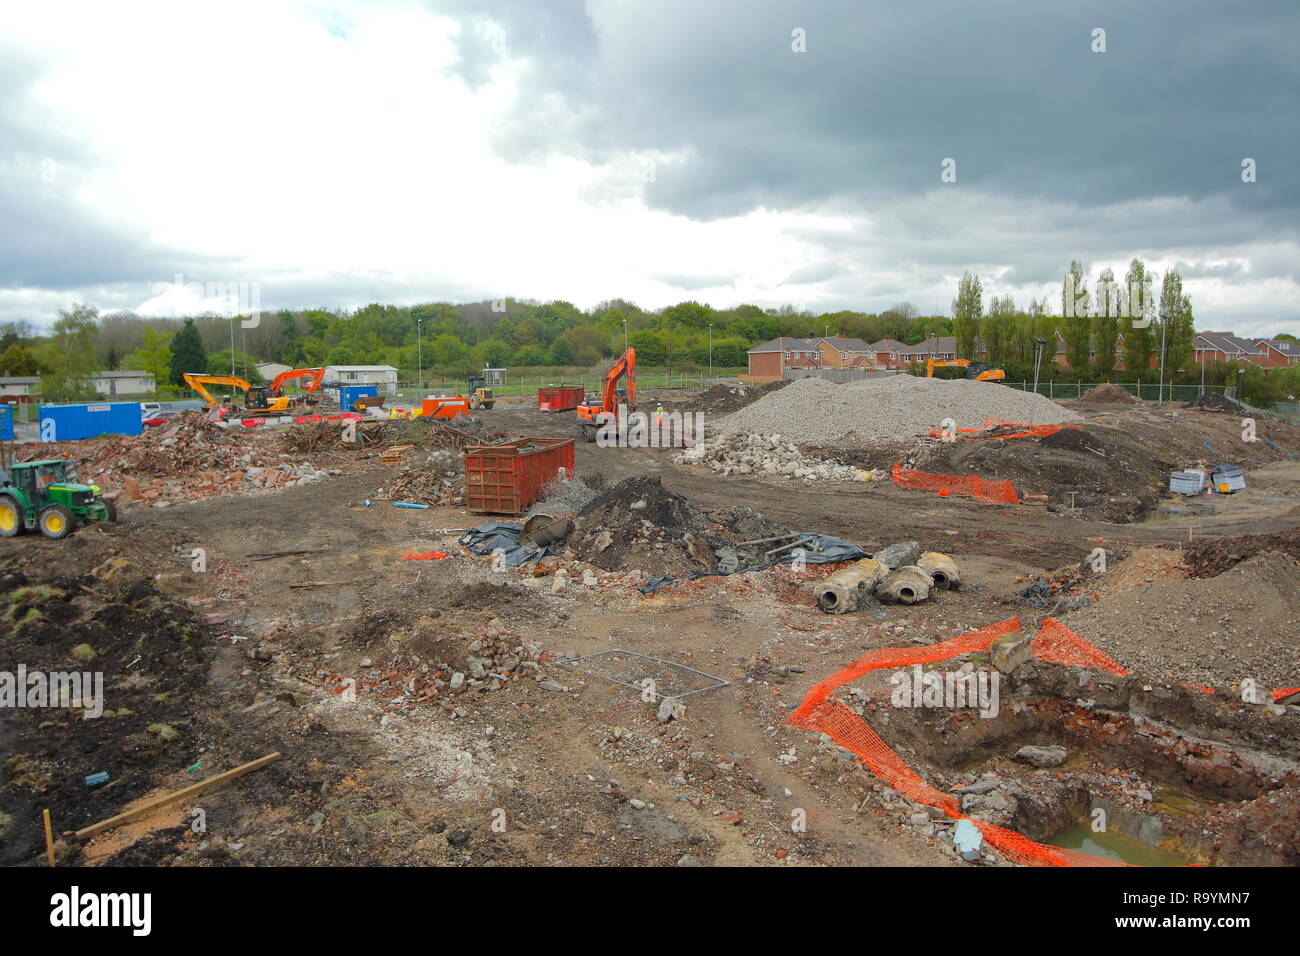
[183,373,294,413]
[925,358,1005,381]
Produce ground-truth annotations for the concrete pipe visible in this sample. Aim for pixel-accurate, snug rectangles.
[917,551,961,590]
[524,518,574,549]
[815,557,886,614]
[878,565,932,604]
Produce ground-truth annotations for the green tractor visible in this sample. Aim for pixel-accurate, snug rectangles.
[0,460,118,540]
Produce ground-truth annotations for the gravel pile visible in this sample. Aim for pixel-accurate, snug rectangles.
[1065,550,1300,690]
[674,431,869,481]
[717,375,1079,444]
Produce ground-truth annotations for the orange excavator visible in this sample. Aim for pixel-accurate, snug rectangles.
[183,373,294,414]
[268,366,325,397]
[577,348,636,442]
[926,358,1006,382]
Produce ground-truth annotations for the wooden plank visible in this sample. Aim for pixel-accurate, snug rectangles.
[43,809,55,866]
[74,752,281,841]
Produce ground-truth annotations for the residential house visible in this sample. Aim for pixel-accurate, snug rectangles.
[897,336,985,366]
[866,339,908,370]
[89,370,156,395]
[0,376,39,403]
[1192,333,1266,368]
[1253,339,1300,367]
[745,336,875,379]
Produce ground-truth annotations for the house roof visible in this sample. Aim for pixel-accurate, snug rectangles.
[0,376,39,385]
[1195,333,1260,355]
[325,365,399,372]
[747,336,816,354]
[867,338,908,352]
[899,336,965,356]
[1256,338,1300,356]
[815,336,873,352]
[93,369,153,378]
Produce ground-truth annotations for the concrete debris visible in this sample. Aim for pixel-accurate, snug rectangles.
[719,374,1080,444]
[916,551,961,590]
[874,541,921,569]
[1013,745,1068,768]
[674,431,869,481]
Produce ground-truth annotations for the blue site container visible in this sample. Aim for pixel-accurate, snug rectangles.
[337,385,378,412]
[38,402,143,442]
[0,405,12,442]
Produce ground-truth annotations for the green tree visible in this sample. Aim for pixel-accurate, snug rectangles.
[0,343,44,376]
[169,318,207,386]
[1122,258,1154,378]
[951,272,983,359]
[124,328,173,391]
[38,303,101,401]
[1093,267,1120,379]
[1061,261,1092,372]
[982,294,1016,368]
[1158,270,1195,377]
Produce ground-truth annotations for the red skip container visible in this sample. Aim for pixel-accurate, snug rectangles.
[537,385,585,412]
[464,438,576,514]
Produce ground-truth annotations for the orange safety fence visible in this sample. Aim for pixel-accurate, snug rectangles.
[891,462,1019,505]
[926,416,1084,442]
[789,615,1296,866]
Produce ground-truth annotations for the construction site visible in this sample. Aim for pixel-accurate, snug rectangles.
[2,362,1297,871]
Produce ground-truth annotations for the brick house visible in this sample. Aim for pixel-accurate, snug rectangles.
[866,338,908,369]
[746,335,876,379]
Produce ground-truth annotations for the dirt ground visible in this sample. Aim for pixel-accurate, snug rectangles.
[2,395,1298,867]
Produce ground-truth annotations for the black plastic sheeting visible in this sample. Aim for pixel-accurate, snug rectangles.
[458,523,868,593]
[459,521,552,567]
[637,534,867,594]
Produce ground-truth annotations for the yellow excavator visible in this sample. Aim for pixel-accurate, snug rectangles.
[926,358,1006,382]
[183,373,295,414]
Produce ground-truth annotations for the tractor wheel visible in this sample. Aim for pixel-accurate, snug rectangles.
[469,394,482,411]
[38,505,76,540]
[103,498,118,523]
[482,400,495,410]
[0,497,22,537]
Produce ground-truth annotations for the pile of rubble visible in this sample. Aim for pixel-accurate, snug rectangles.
[674,431,870,481]
[566,476,717,577]
[720,375,1079,443]
[373,450,464,506]
[19,411,334,506]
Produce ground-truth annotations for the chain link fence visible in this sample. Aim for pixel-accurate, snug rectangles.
[1002,382,1229,403]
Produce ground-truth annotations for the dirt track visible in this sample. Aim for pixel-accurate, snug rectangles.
[2,398,1298,867]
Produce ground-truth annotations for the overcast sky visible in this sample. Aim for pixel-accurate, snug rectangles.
[1,0,1296,335]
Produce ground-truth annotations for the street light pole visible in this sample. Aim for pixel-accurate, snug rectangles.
[623,319,628,353]
[1032,338,1046,394]
[229,316,236,378]
[708,323,713,381]
[1157,316,1168,405]
[416,318,423,392]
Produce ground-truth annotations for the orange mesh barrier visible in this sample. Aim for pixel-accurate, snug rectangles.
[788,617,1128,866]
[926,417,1083,442]
[1033,617,1129,675]
[790,615,1296,865]
[892,462,1019,505]
[1276,688,1300,702]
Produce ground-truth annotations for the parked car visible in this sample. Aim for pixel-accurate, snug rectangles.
[142,410,179,428]
[140,402,162,419]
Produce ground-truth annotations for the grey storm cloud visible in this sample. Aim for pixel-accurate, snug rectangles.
[0,44,219,293]
[441,0,1299,224]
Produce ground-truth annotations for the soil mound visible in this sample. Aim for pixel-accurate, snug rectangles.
[1079,383,1138,405]
[1065,550,1300,690]
[1183,527,1300,578]
[570,477,713,575]
[1184,393,1246,414]
[681,380,788,415]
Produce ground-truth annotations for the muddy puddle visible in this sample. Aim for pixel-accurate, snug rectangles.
[1048,821,1193,867]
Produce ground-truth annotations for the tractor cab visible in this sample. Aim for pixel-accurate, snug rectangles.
[245,386,274,411]
[466,375,495,410]
[0,460,117,539]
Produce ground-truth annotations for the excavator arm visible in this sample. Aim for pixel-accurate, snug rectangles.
[600,347,636,413]
[183,373,254,406]
[268,367,325,396]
